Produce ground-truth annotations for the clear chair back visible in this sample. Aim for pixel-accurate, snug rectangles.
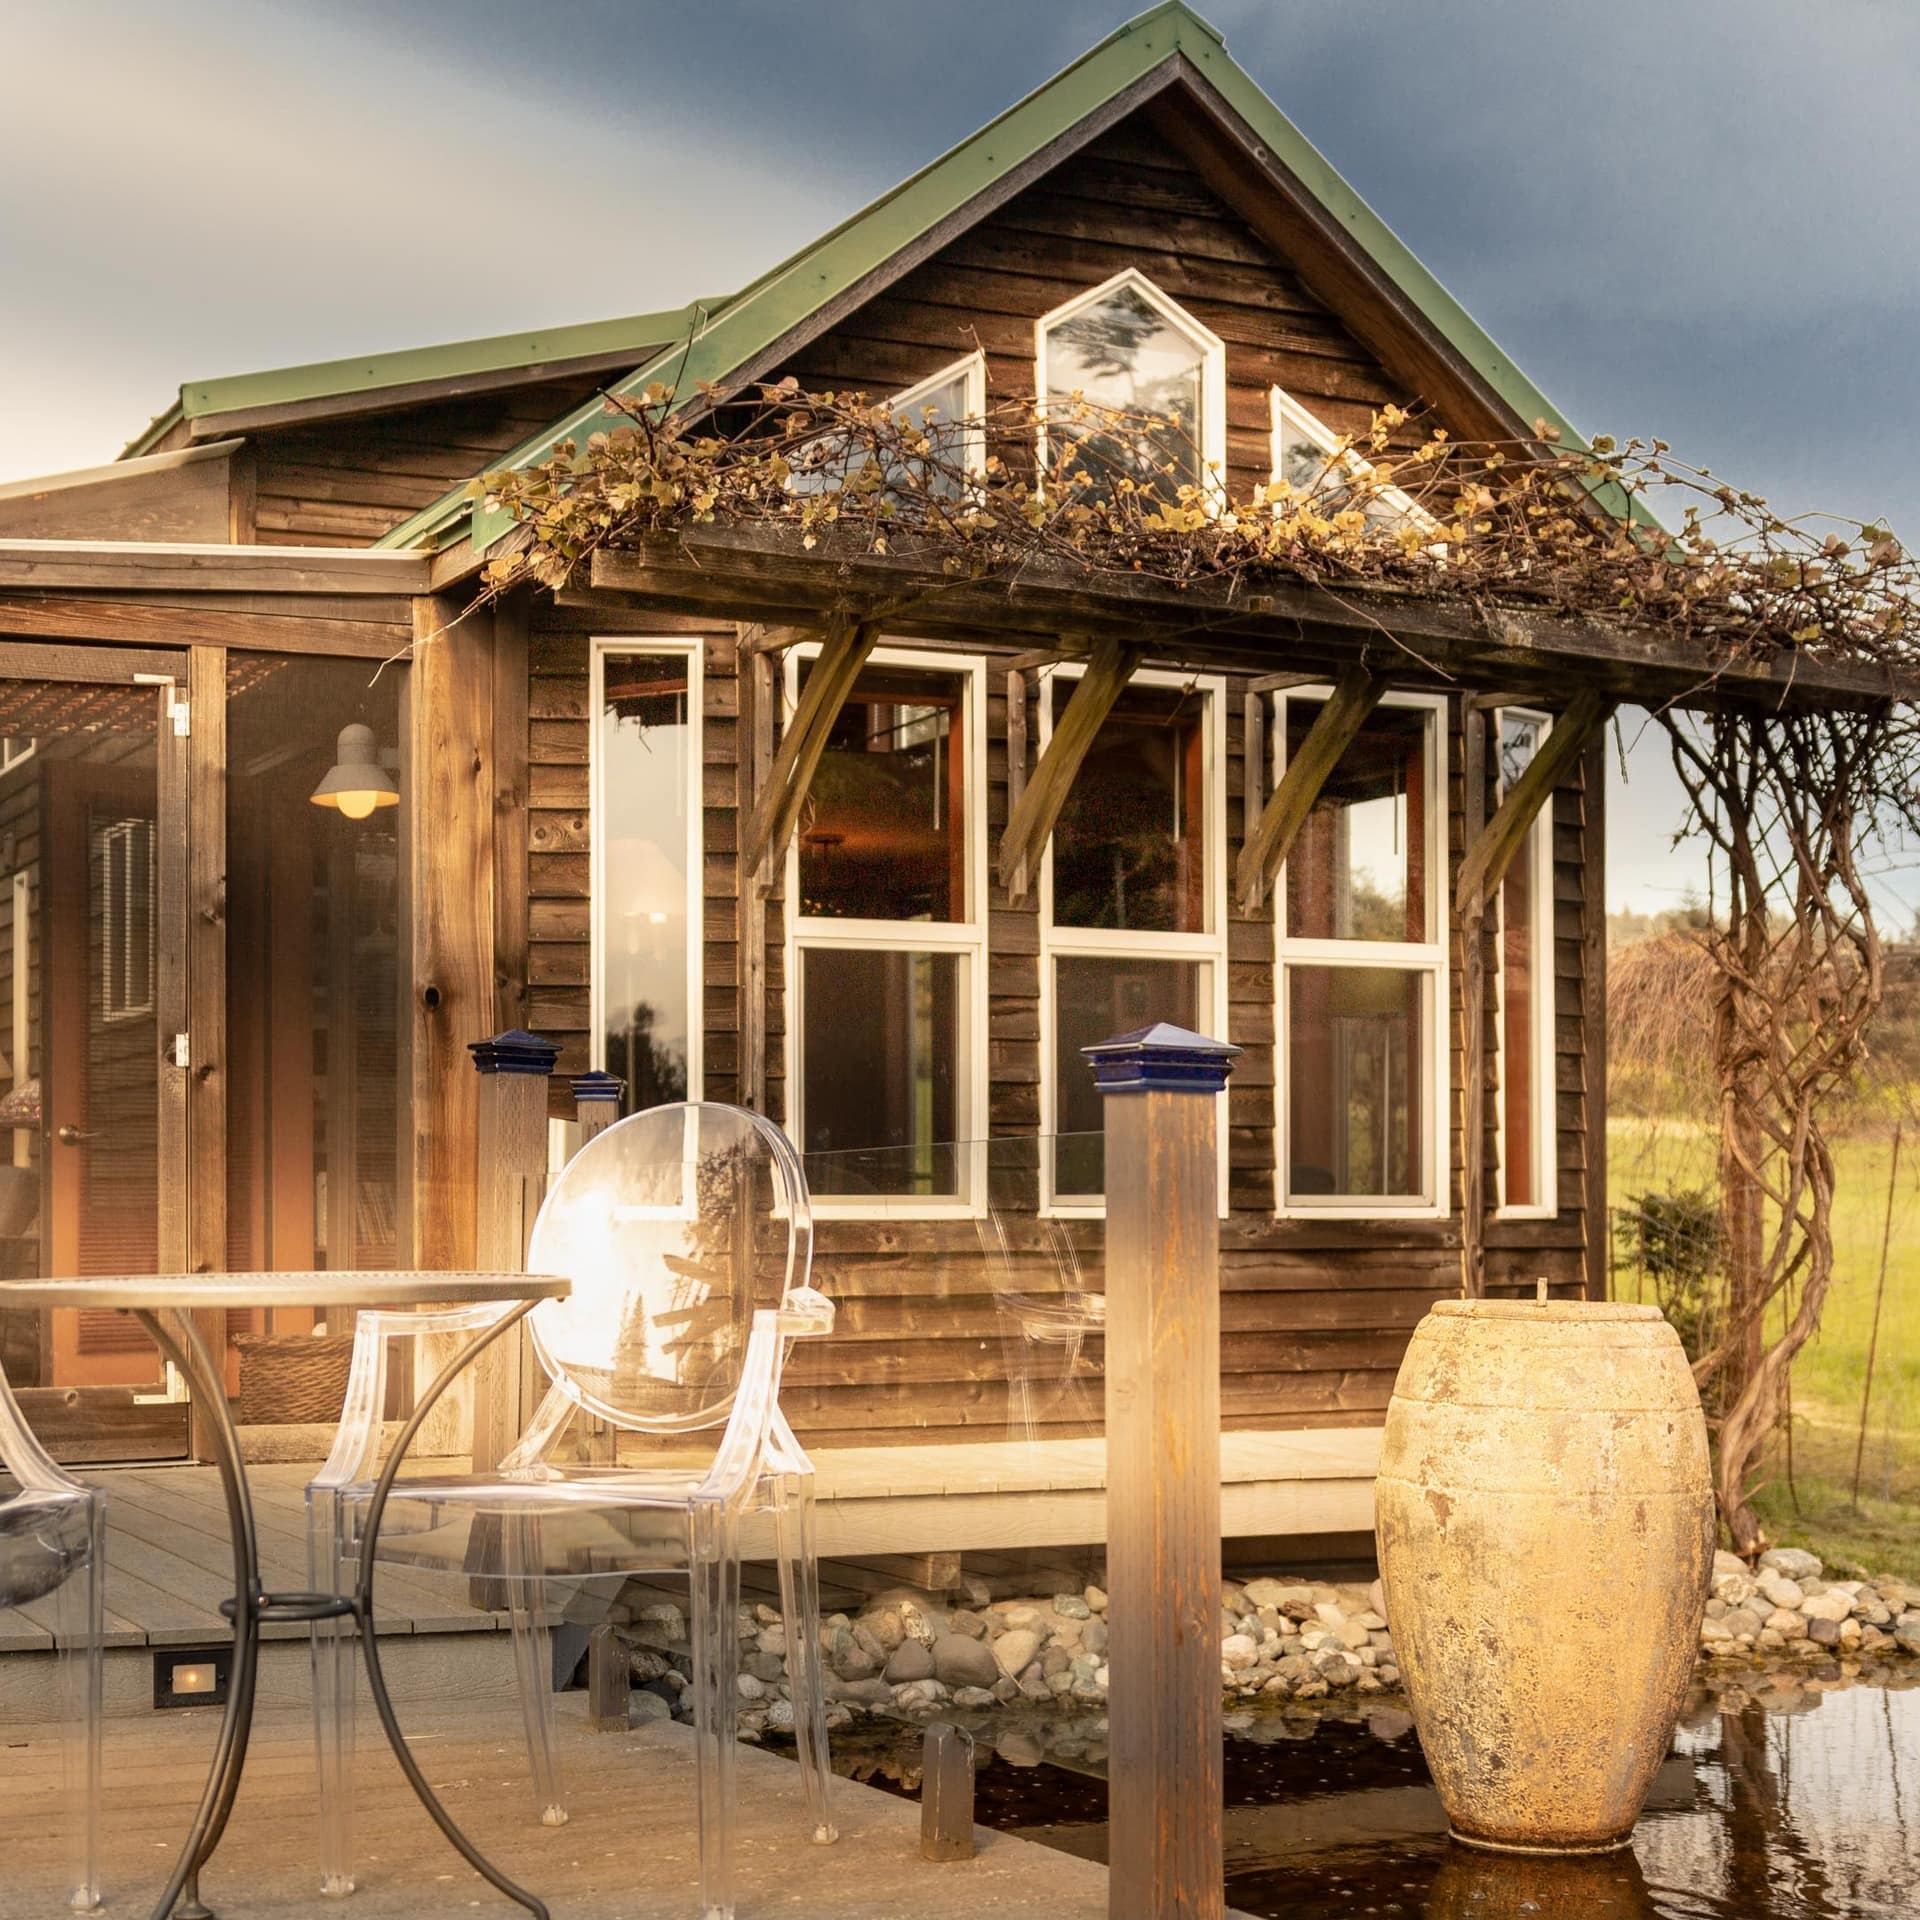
[525,1103,812,1434]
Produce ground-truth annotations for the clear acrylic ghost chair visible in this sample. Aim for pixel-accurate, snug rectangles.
[2,1362,105,1911]
[310,1102,836,1920]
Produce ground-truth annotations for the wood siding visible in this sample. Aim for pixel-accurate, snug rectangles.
[247,375,613,547]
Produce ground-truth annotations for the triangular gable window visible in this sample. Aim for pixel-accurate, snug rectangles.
[1037,270,1225,506]
[1270,389,1435,534]
[786,351,986,504]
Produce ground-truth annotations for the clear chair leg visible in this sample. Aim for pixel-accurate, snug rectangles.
[689,1512,740,1920]
[506,1514,566,1826]
[772,1474,837,1844]
[56,1499,105,1911]
[308,1489,356,1897]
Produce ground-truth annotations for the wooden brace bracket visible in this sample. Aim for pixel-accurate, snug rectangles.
[741,614,881,883]
[1233,666,1383,916]
[997,635,1143,900]
[1455,687,1614,921]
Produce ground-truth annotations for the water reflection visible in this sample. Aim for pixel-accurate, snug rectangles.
[829,1677,1920,1919]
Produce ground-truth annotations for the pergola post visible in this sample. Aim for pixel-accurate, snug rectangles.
[1084,1021,1239,1920]
[466,1028,559,1469]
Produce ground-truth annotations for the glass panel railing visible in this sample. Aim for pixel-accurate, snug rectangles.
[796,1135,1108,1444]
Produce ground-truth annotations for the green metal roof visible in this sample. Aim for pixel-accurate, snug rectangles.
[121,300,728,460]
[378,2,1593,557]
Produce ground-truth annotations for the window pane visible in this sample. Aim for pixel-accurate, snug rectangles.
[1285,701,1429,943]
[1286,966,1427,1201]
[1053,954,1201,1198]
[1051,682,1207,934]
[798,662,964,922]
[600,652,693,1114]
[788,365,974,503]
[1274,398,1416,532]
[225,653,402,1276]
[1045,282,1204,501]
[801,948,961,1193]
[1498,712,1547,1208]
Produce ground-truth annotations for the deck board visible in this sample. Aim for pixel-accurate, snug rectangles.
[0,1700,1144,1920]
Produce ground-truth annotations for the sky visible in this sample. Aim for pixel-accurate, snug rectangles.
[4,0,1916,922]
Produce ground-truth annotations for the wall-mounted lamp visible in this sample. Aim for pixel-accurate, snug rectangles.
[309,723,399,821]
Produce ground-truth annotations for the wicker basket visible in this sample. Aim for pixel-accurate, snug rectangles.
[232,1333,355,1426]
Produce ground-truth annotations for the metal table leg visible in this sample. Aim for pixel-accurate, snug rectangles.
[133,1310,261,1920]
[353,1300,551,1920]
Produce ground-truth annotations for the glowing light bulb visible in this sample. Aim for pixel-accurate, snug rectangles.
[336,789,379,821]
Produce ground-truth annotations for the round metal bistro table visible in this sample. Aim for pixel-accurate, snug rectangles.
[0,1271,570,1920]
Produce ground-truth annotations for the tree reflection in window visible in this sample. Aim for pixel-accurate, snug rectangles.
[1042,275,1213,504]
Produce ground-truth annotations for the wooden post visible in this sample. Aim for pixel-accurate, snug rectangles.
[584,1623,631,1733]
[465,1029,559,1472]
[1458,702,1488,1299]
[1083,1020,1238,1920]
[571,1071,623,1149]
[919,1721,975,1862]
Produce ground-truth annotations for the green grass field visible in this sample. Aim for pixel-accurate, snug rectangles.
[1609,1115,1920,1577]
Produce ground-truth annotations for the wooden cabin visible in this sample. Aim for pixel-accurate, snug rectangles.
[0,7,1863,1545]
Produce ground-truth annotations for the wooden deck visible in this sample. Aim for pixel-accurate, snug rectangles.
[0,1697,1143,1920]
[3,1427,1380,1651]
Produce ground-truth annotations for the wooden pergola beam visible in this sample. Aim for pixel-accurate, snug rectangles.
[741,615,881,883]
[998,635,1144,899]
[1234,666,1383,915]
[1456,688,1614,920]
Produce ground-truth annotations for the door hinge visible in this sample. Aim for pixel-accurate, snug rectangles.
[133,673,190,735]
[171,1032,191,1069]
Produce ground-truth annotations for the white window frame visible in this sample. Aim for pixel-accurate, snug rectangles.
[1268,387,1437,531]
[589,635,705,1103]
[1036,269,1228,506]
[1038,663,1230,1218]
[890,350,987,487]
[98,816,156,1024]
[1492,706,1559,1220]
[0,737,34,776]
[783,641,990,1221]
[1273,685,1449,1220]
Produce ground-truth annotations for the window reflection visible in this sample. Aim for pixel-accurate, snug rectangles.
[1286,701,1428,943]
[1498,711,1548,1210]
[599,652,693,1115]
[1050,681,1207,934]
[801,948,960,1191]
[1043,279,1207,501]
[799,663,965,922]
[1053,954,1200,1199]
[1286,966,1425,1200]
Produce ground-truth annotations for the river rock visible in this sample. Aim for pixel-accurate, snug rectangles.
[1894,1617,1920,1652]
[1084,1585,1108,1612]
[860,1607,905,1653]
[631,1689,673,1726]
[932,1633,999,1690]
[1221,1633,1259,1670]
[1760,1547,1823,1582]
[992,1628,1041,1678]
[883,1641,934,1683]
[1799,1589,1853,1624]
[1806,1618,1842,1648]
[1766,1609,1809,1641]
[948,1609,987,1639]
[1053,1593,1092,1620]
[1720,1607,1762,1640]
[1757,1571,1805,1610]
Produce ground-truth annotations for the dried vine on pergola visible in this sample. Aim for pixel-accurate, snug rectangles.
[476,379,1920,1556]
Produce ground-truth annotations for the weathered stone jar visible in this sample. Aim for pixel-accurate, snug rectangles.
[1376,1299,1714,1854]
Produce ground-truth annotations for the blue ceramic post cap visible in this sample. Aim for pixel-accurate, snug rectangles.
[468,1029,562,1076]
[569,1070,624,1104]
[1081,1022,1239,1095]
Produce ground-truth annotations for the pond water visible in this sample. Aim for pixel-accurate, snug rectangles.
[826,1676,1920,1918]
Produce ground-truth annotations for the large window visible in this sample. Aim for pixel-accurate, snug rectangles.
[1494,708,1557,1217]
[1276,690,1447,1216]
[593,642,702,1115]
[788,646,985,1209]
[1041,670,1227,1209]
[1037,271,1225,506]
